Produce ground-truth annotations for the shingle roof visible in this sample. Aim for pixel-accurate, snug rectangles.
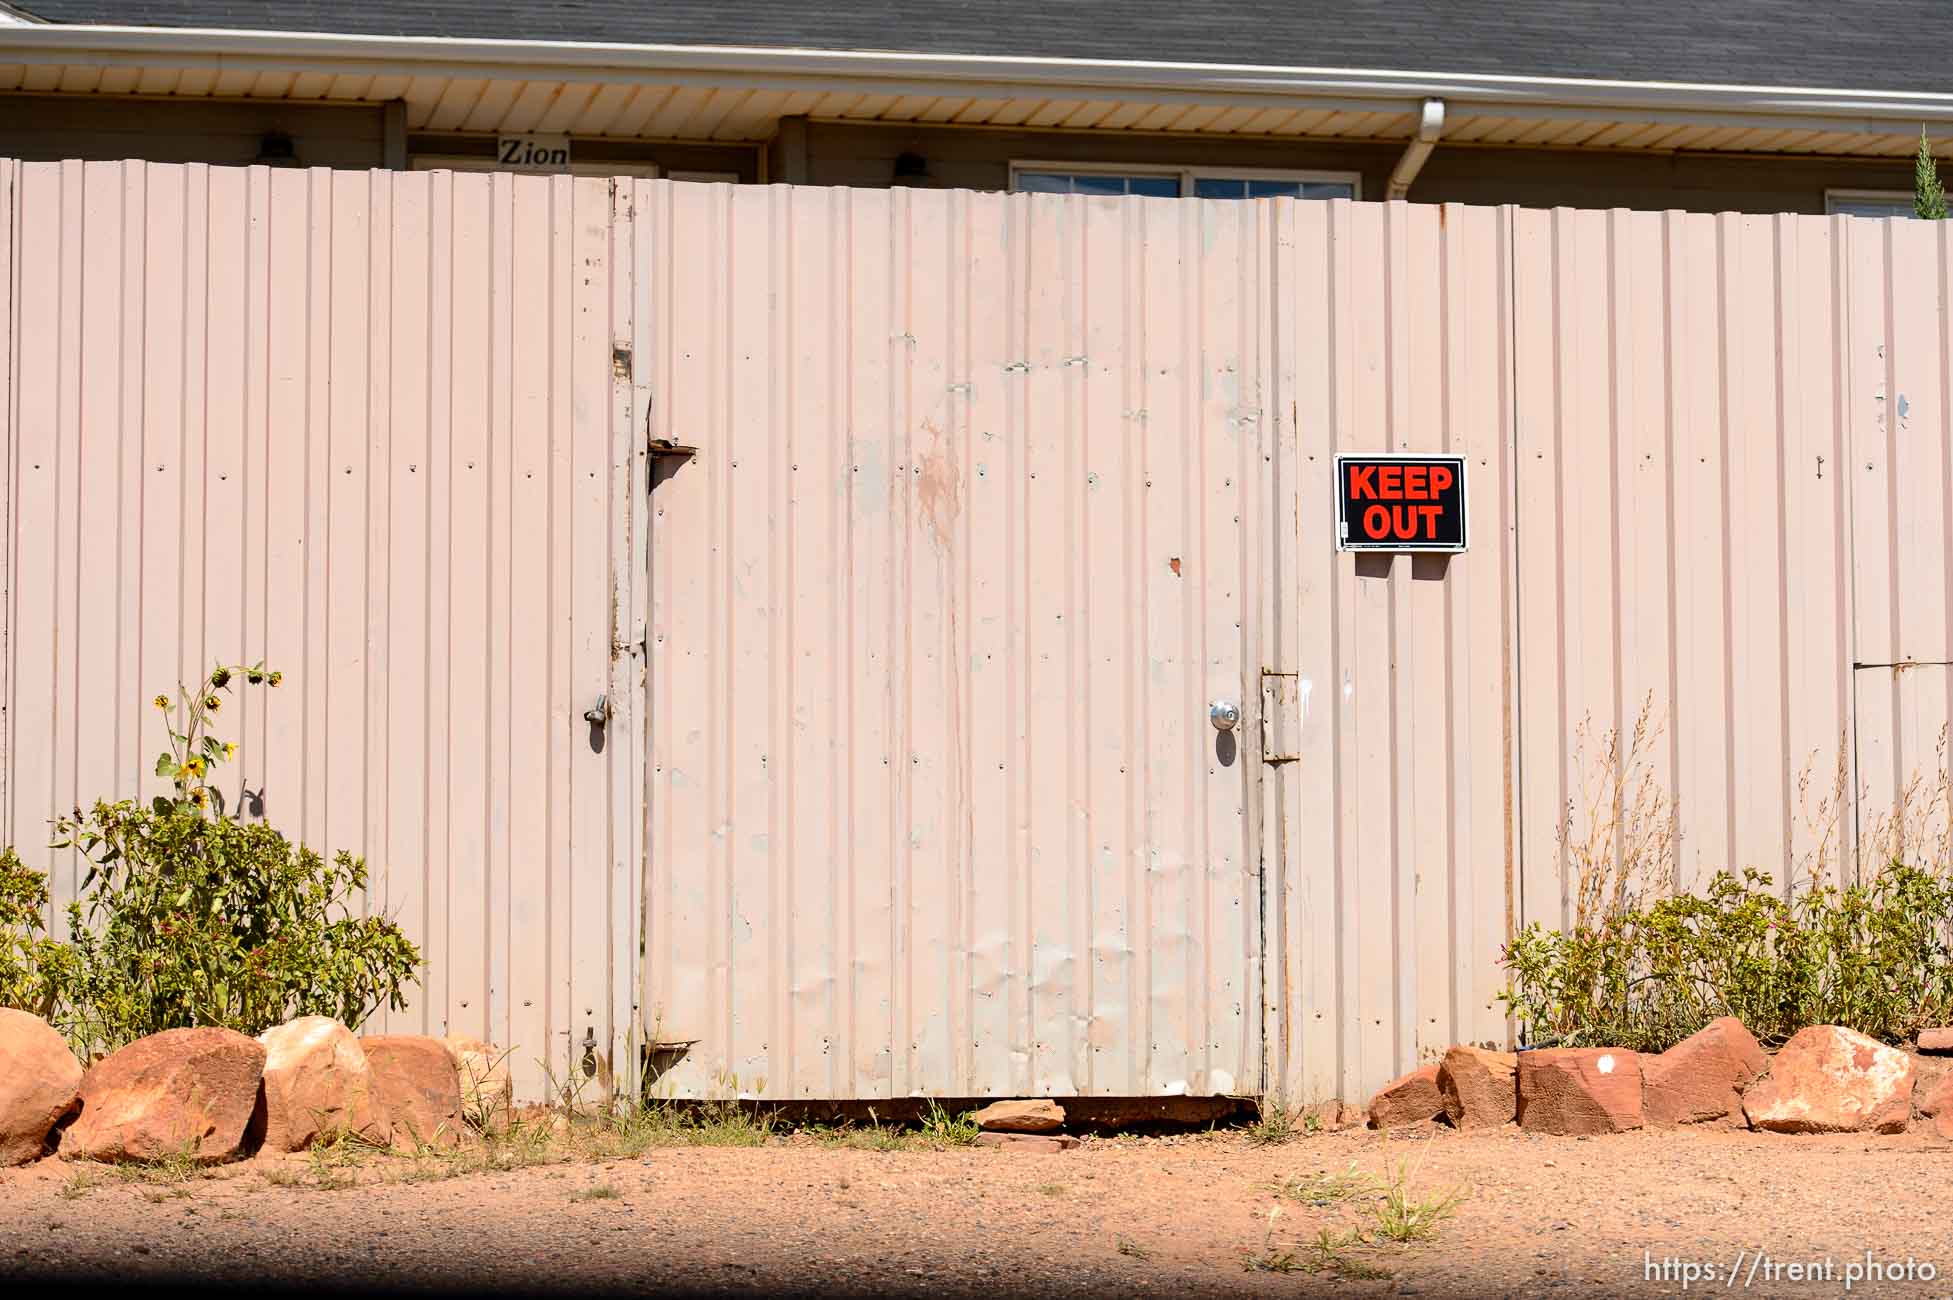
[13,1,1953,96]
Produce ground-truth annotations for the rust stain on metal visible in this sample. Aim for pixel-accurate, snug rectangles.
[916,419,962,552]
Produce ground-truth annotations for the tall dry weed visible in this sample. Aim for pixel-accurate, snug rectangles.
[1560,692,1679,929]
[1509,702,1953,1050]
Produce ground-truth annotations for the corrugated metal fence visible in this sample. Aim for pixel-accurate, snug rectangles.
[0,159,646,1104]
[4,159,1945,1107]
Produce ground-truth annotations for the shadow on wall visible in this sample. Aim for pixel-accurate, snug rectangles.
[1353,553,1452,582]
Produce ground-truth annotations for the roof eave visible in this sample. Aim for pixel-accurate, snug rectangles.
[4,23,1952,157]
[5,23,1953,124]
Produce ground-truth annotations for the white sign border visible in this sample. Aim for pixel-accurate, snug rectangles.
[1332,451,1469,554]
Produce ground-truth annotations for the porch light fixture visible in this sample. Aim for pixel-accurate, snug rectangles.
[892,151,930,185]
[253,131,301,167]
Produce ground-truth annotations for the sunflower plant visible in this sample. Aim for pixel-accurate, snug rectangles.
[152,662,280,816]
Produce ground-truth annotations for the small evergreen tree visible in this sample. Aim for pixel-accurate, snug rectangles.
[1916,130,1948,219]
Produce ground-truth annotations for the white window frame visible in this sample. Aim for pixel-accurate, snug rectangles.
[411,156,664,178]
[1009,160,1362,199]
[1824,188,1915,218]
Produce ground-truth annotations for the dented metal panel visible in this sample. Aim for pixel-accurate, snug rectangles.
[636,182,1266,1100]
[0,161,639,1103]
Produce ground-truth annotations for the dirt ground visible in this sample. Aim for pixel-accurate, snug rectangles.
[2,1122,1951,1299]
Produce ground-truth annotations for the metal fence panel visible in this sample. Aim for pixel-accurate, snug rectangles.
[0,161,638,1103]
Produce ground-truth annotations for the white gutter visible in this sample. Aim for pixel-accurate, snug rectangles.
[3,24,1952,130]
[1386,98,1444,199]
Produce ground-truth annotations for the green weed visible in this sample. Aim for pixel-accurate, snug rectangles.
[1369,1156,1468,1243]
[1245,1096,1300,1146]
[920,1100,980,1147]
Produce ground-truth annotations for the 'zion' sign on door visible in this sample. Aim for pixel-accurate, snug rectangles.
[1333,453,1468,553]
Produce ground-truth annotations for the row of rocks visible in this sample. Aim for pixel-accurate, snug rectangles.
[1368,1020,1953,1137]
[0,1007,514,1165]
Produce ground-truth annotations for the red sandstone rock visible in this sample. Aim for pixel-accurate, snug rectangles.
[1644,1018,1766,1127]
[1517,1048,1644,1135]
[61,1027,265,1163]
[0,1009,82,1165]
[1438,1046,1518,1130]
[257,1017,378,1152]
[971,1098,1065,1133]
[1916,1027,1953,1054]
[361,1035,465,1150]
[1742,1026,1914,1134]
[1367,1064,1443,1130]
[1916,1071,1953,1119]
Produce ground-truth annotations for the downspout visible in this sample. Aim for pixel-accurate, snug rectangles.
[1386,97,1446,199]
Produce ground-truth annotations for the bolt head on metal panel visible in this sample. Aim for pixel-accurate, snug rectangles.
[1209,699,1241,732]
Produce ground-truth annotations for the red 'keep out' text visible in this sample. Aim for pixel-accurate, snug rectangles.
[1346,462,1453,541]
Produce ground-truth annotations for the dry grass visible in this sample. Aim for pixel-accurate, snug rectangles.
[57,1169,102,1199]
[75,1092,985,1195]
[1368,1155,1468,1243]
[1241,1206,1304,1273]
[239,1099,786,1192]
[1272,1160,1381,1207]
[1559,692,1953,977]
[1258,1142,1467,1279]
[1568,695,1953,921]
[1793,724,1953,892]
[1563,692,1679,929]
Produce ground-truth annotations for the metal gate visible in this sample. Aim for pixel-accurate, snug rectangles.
[632,181,1266,1101]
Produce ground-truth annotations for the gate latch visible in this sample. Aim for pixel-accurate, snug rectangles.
[1260,671,1301,764]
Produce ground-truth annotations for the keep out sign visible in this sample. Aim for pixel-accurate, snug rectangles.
[1333,453,1468,553]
